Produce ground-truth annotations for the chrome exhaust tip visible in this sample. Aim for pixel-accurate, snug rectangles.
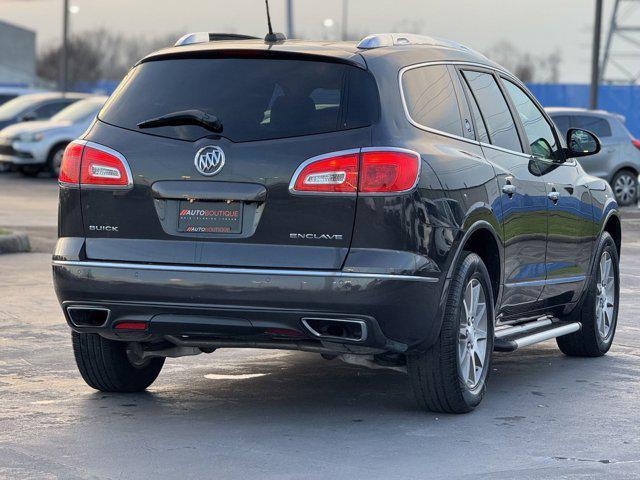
[301,318,367,342]
[66,306,111,328]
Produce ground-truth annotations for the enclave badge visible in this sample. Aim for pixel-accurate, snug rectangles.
[194,146,225,176]
[290,233,343,240]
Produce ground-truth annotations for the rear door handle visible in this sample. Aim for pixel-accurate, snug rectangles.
[548,191,560,203]
[502,184,517,196]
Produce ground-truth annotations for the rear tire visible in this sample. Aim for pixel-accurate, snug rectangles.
[407,252,494,414]
[71,331,164,392]
[611,169,637,206]
[556,232,619,357]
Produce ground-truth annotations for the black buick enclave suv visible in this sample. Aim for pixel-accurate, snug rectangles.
[53,32,621,413]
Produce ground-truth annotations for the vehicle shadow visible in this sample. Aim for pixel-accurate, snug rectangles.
[75,341,628,422]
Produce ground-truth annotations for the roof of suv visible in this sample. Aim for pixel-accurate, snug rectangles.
[140,34,505,73]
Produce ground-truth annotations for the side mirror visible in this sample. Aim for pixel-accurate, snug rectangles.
[564,128,601,158]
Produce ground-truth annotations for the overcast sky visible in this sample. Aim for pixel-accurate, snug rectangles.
[0,0,626,82]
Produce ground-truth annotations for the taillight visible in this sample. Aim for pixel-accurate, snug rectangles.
[290,148,420,195]
[59,140,131,189]
[291,151,359,193]
[58,141,84,185]
[632,139,640,151]
[360,149,420,193]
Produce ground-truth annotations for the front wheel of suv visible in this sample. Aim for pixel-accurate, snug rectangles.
[556,232,619,357]
[71,331,165,392]
[407,251,494,414]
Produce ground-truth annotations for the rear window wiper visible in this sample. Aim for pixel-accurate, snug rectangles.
[137,109,223,133]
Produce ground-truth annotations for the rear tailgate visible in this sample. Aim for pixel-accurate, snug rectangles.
[79,55,379,270]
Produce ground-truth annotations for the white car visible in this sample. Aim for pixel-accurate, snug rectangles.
[0,96,107,177]
[0,86,48,106]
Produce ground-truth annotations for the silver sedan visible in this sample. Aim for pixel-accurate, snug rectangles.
[0,96,107,177]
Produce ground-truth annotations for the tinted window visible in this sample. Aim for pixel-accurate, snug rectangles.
[401,65,463,137]
[0,94,16,106]
[551,115,571,136]
[51,98,105,122]
[32,100,75,119]
[503,80,559,160]
[100,58,379,142]
[0,95,44,120]
[462,71,521,152]
[459,73,489,143]
[571,115,612,138]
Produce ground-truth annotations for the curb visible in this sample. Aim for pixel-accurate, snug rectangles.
[0,232,31,254]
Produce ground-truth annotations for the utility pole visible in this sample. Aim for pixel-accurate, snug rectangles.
[60,0,69,93]
[341,0,349,41]
[601,0,640,84]
[286,0,294,39]
[590,0,603,109]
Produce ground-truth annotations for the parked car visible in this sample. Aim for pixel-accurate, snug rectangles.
[53,32,621,413]
[0,92,88,131]
[0,96,107,177]
[547,107,640,206]
[0,86,48,106]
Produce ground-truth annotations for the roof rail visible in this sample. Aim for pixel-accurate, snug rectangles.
[175,32,259,47]
[357,33,472,52]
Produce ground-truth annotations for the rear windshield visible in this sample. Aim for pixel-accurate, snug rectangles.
[99,58,379,142]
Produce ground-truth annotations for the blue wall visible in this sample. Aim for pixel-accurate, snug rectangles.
[527,83,640,138]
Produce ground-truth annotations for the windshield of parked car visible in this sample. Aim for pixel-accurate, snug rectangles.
[0,95,43,120]
[99,58,379,142]
[51,98,105,123]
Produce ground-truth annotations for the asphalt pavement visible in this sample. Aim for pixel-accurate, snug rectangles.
[1,172,640,479]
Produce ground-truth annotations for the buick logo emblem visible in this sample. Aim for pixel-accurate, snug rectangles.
[194,146,225,176]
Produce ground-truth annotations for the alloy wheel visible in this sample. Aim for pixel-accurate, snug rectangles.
[613,173,636,205]
[595,251,616,340]
[458,278,489,389]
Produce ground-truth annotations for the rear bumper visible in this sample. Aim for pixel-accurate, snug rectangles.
[52,259,444,352]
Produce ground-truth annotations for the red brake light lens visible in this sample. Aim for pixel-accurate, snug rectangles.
[81,145,130,187]
[360,150,420,193]
[58,141,84,184]
[291,149,420,194]
[292,152,359,193]
[632,139,640,151]
[59,141,131,188]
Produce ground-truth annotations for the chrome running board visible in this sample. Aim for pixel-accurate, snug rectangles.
[494,318,581,352]
[495,317,553,339]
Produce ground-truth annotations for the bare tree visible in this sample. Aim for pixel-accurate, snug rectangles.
[485,40,563,83]
[37,30,180,88]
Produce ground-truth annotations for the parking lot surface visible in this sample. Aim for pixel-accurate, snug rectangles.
[1,172,640,479]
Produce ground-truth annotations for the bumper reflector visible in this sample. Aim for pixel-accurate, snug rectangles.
[114,321,148,331]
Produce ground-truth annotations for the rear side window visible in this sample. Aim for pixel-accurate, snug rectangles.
[571,115,612,138]
[462,70,522,152]
[99,58,379,142]
[401,65,464,137]
[458,73,490,143]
